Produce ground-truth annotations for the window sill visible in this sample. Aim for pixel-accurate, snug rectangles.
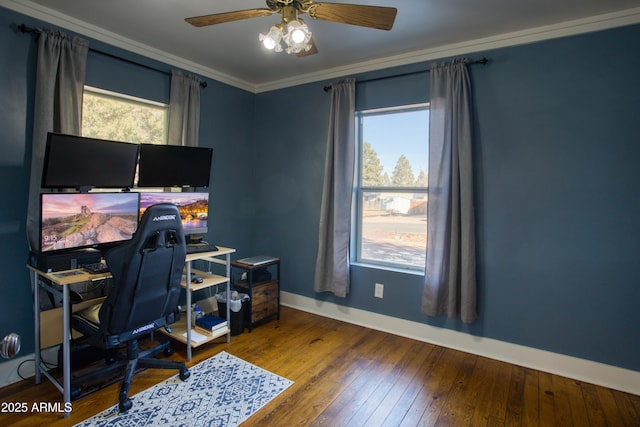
[350,261,424,277]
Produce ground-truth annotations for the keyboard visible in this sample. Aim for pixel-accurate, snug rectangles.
[83,262,110,274]
[186,243,219,254]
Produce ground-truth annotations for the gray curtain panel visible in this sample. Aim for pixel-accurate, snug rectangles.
[313,79,356,298]
[26,30,88,251]
[168,70,202,147]
[422,58,477,324]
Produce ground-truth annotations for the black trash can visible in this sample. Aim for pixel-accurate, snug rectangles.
[216,293,249,336]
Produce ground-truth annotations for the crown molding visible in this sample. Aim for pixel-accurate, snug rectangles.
[2,0,639,94]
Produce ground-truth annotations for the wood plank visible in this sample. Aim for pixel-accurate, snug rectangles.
[469,358,511,426]
[379,345,446,427]
[522,368,540,426]
[564,379,590,426]
[360,341,438,427]
[427,351,477,426]
[581,381,609,426]
[504,365,526,425]
[538,371,557,426]
[398,348,468,425]
[610,388,640,426]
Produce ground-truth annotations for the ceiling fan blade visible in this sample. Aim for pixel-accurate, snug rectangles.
[297,37,319,57]
[310,3,397,31]
[185,8,274,27]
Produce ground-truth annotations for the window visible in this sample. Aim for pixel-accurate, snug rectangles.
[354,104,429,271]
[82,86,168,145]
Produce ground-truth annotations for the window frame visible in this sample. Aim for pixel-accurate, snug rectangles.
[353,103,430,272]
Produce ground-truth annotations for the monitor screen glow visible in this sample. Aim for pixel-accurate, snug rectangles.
[139,192,209,235]
[40,192,140,253]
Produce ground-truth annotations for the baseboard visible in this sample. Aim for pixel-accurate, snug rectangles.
[280,291,640,396]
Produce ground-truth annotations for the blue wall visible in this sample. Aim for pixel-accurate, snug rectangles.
[1,3,638,373]
[251,25,640,371]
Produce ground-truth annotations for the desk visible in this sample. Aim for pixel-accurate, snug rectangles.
[27,265,111,418]
[26,246,235,416]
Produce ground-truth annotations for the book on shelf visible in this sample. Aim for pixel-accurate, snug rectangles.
[182,329,207,344]
[195,315,227,334]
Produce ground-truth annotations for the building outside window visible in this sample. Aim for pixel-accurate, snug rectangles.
[354,104,429,271]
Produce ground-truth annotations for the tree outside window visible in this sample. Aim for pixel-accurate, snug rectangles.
[82,86,168,145]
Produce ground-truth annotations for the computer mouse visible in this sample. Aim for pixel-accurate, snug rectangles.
[191,276,203,284]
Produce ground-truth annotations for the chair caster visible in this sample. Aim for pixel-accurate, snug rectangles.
[164,347,174,357]
[119,398,133,413]
[179,369,190,381]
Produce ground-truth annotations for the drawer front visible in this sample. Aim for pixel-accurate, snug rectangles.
[250,281,278,306]
[252,299,278,322]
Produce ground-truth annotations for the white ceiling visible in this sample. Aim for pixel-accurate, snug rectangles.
[4,0,640,92]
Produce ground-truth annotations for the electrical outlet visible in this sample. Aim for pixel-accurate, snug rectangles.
[374,283,384,298]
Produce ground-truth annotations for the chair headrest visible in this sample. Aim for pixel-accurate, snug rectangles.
[138,203,184,235]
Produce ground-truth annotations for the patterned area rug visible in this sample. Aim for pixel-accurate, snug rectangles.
[74,351,293,427]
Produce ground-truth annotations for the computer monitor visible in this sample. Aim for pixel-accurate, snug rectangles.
[40,192,140,253]
[41,132,140,191]
[137,144,213,188]
[138,192,209,235]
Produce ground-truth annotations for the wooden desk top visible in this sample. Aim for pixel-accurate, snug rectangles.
[185,245,235,262]
[28,246,236,284]
[27,264,111,286]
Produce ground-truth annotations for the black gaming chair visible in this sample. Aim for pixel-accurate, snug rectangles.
[71,203,190,412]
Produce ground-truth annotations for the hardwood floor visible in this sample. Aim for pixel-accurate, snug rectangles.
[1,306,638,426]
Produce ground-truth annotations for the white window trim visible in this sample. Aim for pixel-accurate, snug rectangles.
[84,85,167,108]
[353,103,430,271]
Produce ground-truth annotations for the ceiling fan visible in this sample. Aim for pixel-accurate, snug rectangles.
[185,0,397,57]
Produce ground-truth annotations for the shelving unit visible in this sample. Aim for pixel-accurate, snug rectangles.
[159,246,235,361]
[231,257,280,332]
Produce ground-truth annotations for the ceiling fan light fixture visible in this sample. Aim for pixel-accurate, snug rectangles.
[259,25,283,51]
[288,20,309,44]
[282,20,312,54]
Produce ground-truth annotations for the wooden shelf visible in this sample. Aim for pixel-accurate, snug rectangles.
[182,268,228,291]
[158,317,229,348]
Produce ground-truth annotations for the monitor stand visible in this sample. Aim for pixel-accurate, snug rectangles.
[187,235,204,245]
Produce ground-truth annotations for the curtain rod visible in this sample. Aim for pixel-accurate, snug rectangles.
[18,24,207,88]
[323,57,488,92]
